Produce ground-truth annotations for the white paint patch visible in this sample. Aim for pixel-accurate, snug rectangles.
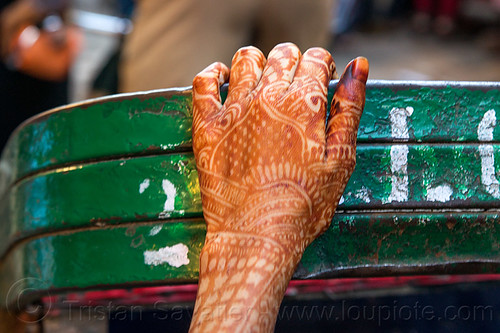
[149,225,163,236]
[426,184,453,202]
[159,179,176,218]
[338,195,345,205]
[144,243,190,267]
[478,109,496,141]
[479,145,500,198]
[478,109,500,198]
[139,178,150,194]
[389,107,413,140]
[386,107,413,203]
[354,187,371,203]
[387,145,409,203]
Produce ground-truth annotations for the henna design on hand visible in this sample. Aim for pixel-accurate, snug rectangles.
[189,43,368,333]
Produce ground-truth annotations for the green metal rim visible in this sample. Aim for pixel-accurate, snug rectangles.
[2,143,500,258]
[1,81,499,187]
[2,211,500,308]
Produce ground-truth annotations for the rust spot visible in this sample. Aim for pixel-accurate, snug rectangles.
[434,251,445,258]
[476,215,487,226]
[370,238,382,264]
[125,226,136,237]
[90,216,122,225]
[446,219,457,230]
[131,235,145,248]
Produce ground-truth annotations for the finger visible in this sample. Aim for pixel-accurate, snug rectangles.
[290,47,336,92]
[326,57,369,157]
[226,46,266,103]
[255,42,301,96]
[192,62,230,133]
[286,48,335,144]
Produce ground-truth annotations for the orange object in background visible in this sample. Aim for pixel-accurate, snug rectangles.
[7,15,82,82]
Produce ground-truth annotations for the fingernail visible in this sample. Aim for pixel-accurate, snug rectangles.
[348,57,369,83]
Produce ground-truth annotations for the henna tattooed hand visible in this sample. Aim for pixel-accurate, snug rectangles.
[190,43,368,333]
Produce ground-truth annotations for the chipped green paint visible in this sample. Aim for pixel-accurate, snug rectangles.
[343,144,500,208]
[2,212,500,308]
[0,154,202,257]
[0,90,193,186]
[300,212,500,277]
[1,82,499,188]
[2,144,500,258]
[360,83,500,142]
[0,221,206,308]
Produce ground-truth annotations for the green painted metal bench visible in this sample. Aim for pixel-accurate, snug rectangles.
[1,80,500,315]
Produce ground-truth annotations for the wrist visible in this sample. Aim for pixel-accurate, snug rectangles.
[189,233,302,332]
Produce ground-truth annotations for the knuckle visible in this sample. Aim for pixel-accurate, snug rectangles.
[192,75,205,89]
[304,47,330,58]
[276,41,298,49]
[270,42,301,58]
[236,45,262,56]
[193,63,228,89]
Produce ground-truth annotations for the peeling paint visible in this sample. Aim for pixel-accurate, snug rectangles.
[478,109,496,141]
[144,243,190,267]
[149,225,162,236]
[426,184,453,202]
[478,109,500,198]
[389,107,413,140]
[354,187,371,203]
[159,179,176,218]
[386,107,412,203]
[139,178,150,194]
[388,145,409,203]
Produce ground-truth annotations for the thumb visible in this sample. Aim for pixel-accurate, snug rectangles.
[325,57,369,159]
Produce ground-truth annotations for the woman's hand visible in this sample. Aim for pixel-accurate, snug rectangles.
[190,43,368,332]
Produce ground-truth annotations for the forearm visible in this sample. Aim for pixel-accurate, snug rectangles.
[189,231,303,333]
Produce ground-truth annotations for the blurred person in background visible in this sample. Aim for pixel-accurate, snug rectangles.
[0,0,80,150]
[119,0,335,92]
[412,0,461,35]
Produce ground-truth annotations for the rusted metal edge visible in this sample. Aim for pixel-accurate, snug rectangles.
[359,79,500,92]
[2,279,197,312]
[1,208,498,266]
[294,260,500,280]
[5,261,500,311]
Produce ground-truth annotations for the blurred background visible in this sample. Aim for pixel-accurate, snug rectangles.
[1,0,500,148]
[69,0,500,101]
